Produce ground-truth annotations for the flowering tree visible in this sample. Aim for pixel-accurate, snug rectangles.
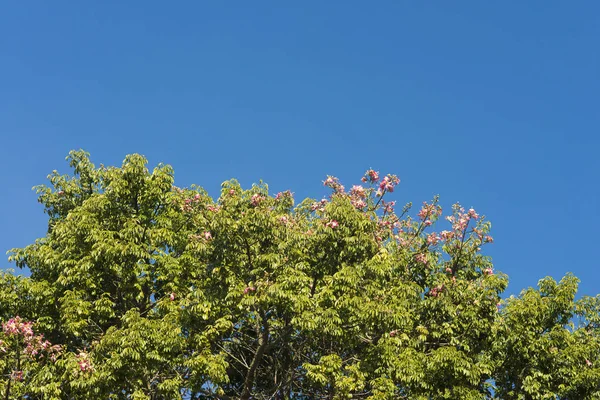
[1,150,599,399]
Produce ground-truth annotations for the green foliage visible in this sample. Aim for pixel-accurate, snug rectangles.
[0,151,598,399]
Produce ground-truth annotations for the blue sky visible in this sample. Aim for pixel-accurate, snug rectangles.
[1,2,598,297]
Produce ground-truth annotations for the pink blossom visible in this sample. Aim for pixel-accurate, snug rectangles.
[229,189,236,195]
[326,220,339,229]
[378,175,399,193]
[169,292,175,301]
[2,316,34,338]
[10,370,23,381]
[251,193,264,206]
[204,231,212,240]
[483,268,494,276]
[427,233,440,245]
[430,284,444,297]
[243,286,256,295]
[311,199,328,212]
[389,330,398,337]
[76,352,93,373]
[363,169,380,183]
[468,208,479,219]
[383,201,396,214]
[350,185,366,198]
[484,235,494,243]
[323,176,345,193]
[440,230,454,241]
[415,253,428,265]
[586,359,592,367]
[445,267,452,274]
[351,199,367,209]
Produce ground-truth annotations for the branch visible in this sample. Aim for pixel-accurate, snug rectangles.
[240,312,270,400]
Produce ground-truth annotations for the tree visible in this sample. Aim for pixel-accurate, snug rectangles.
[1,150,599,399]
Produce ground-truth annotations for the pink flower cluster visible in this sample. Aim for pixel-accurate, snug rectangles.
[311,199,328,212]
[349,185,367,209]
[440,230,454,241]
[76,351,93,373]
[415,253,428,265]
[325,220,339,229]
[446,207,478,231]
[181,193,202,212]
[323,176,345,193]
[361,169,380,183]
[417,202,442,225]
[427,233,441,246]
[190,231,213,241]
[251,193,265,206]
[1,316,62,383]
[243,286,256,295]
[3,316,34,337]
[376,174,400,196]
[429,284,444,297]
[10,370,23,381]
[274,190,293,201]
[382,200,395,214]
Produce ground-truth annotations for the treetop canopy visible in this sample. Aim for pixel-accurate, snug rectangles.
[1,150,599,399]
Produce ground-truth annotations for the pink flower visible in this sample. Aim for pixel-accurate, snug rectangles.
[229,189,236,195]
[415,253,428,265]
[251,193,264,206]
[427,233,440,245]
[468,208,479,219]
[378,175,398,193]
[204,231,212,240]
[483,268,493,276]
[586,359,592,367]
[430,284,444,297]
[169,292,175,301]
[389,330,398,337]
[279,216,288,224]
[2,316,34,338]
[350,185,366,198]
[323,176,344,193]
[311,198,328,212]
[440,230,453,241]
[10,370,23,382]
[364,169,380,183]
[76,352,93,373]
[326,220,339,229]
[351,199,367,209]
[445,267,452,274]
[243,286,256,295]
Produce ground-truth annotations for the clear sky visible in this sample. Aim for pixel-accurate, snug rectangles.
[1,2,598,297]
